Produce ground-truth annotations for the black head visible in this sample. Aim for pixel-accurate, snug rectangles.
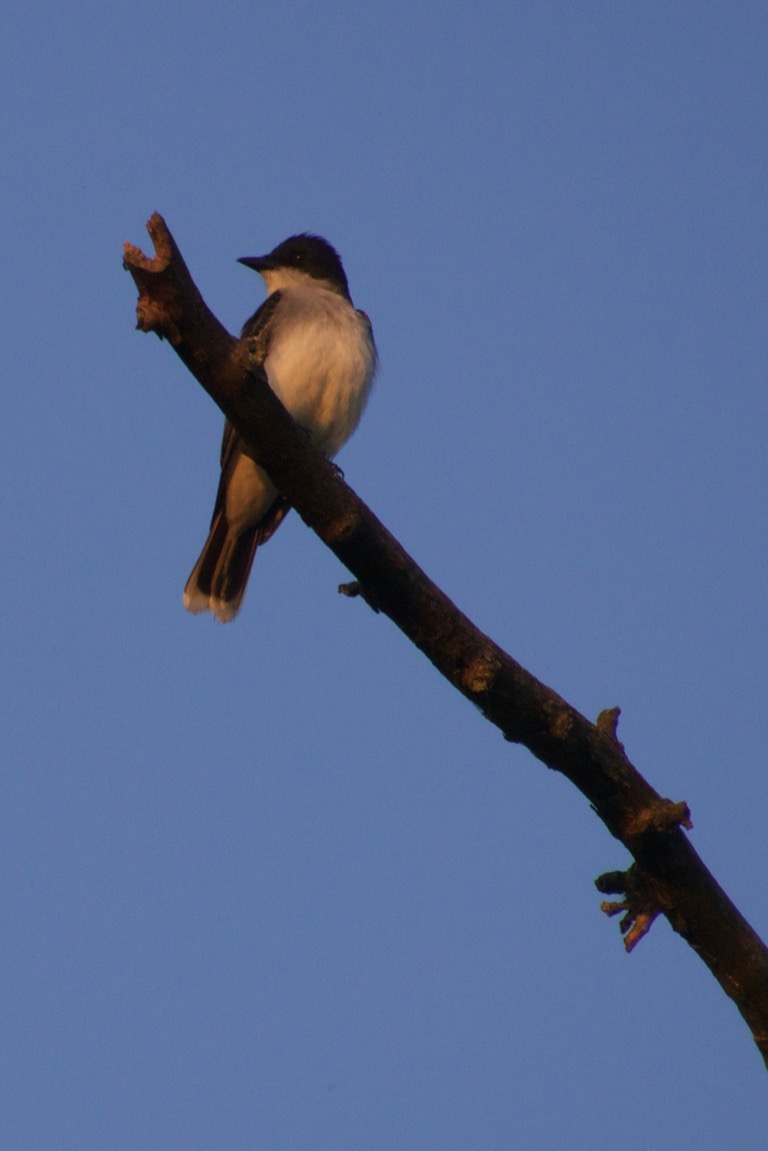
[238,234,350,298]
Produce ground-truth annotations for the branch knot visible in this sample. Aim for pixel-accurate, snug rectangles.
[595,864,661,952]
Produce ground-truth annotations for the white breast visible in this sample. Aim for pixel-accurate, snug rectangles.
[264,286,376,458]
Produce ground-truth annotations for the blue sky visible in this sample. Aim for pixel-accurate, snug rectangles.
[1,2,767,1147]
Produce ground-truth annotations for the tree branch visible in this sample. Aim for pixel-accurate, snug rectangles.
[124,213,768,1067]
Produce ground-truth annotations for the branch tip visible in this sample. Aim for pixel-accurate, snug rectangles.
[596,706,622,740]
[338,580,380,613]
[122,213,175,278]
[596,864,661,951]
[623,911,659,952]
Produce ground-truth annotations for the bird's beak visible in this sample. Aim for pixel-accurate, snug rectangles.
[237,255,273,272]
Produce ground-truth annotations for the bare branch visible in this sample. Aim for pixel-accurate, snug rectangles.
[124,213,768,1067]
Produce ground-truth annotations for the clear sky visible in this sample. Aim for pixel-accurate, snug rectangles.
[1,2,766,1147]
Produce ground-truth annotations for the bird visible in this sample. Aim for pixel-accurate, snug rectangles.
[183,234,377,622]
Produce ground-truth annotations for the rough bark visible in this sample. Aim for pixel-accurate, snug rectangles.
[124,213,768,1066]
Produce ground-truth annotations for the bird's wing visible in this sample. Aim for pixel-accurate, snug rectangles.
[240,289,283,351]
[207,291,285,531]
[216,289,284,469]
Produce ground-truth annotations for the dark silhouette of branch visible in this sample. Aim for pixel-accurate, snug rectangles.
[124,213,768,1067]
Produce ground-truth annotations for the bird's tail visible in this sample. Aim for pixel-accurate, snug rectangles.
[183,498,291,623]
[183,510,260,623]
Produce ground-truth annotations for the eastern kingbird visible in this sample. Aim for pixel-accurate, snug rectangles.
[183,234,377,622]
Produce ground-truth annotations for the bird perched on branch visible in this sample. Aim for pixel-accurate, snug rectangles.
[183,234,377,622]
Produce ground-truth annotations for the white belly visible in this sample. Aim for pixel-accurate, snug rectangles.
[265,288,376,458]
